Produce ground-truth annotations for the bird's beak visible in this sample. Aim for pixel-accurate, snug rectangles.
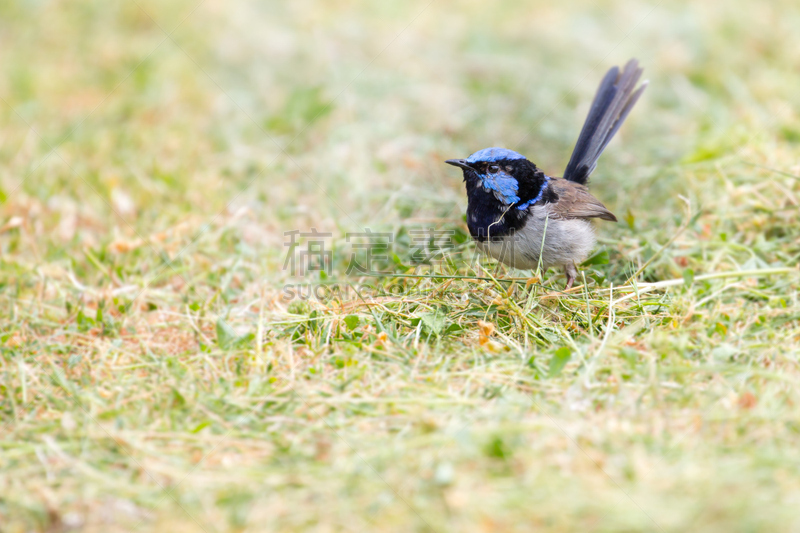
[445,159,471,171]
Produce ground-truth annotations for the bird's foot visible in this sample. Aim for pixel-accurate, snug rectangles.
[564,262,578,290]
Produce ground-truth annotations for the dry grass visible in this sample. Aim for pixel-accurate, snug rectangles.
[1,0,800,531]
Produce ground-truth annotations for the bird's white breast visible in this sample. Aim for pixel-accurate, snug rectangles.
[476,205,596,271]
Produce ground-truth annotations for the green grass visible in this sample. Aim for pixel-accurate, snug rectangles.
[2,0,800,531]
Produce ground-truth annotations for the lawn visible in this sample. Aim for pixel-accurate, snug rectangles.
[1,0,799,531]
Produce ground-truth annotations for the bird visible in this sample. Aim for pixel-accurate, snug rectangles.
[445,59,647,289]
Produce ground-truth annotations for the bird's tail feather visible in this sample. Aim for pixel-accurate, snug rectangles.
[562,59,647,185]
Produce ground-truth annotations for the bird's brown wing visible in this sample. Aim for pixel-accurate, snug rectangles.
[548,178,617,222]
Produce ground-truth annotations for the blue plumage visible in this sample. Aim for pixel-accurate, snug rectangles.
[466,147,525,164]
[478,168,522,205]
[445,60,647,289]
[445,153,552,242]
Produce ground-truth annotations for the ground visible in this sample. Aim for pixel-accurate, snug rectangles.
[1,0,800,531]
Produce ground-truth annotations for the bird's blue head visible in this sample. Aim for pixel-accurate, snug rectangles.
[445,147,550,211]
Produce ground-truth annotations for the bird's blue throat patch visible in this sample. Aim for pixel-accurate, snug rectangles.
[466,147,526,164]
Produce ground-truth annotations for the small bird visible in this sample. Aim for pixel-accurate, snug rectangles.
[446,59,647,289]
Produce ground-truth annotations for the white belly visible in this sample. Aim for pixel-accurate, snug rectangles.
[476,205,596,271]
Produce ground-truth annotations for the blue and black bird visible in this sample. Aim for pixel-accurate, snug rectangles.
[446,59,647,289]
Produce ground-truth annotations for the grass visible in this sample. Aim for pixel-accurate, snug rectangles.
[1,0,800,531]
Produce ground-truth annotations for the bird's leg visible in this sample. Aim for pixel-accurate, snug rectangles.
[564,262,578,290]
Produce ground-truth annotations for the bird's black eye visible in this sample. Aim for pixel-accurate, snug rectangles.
[487,165,500,174]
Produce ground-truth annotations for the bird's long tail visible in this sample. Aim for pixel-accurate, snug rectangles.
[562,59,647,185]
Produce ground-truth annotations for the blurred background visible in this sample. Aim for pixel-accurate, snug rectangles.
[1,0,798,281]
[1,1,800,531]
